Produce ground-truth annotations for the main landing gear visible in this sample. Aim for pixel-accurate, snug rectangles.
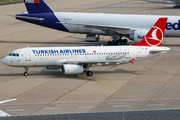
[107,39,128,45]
[86,71,93,76]
[107,34,128,46]
[24,67,28,76]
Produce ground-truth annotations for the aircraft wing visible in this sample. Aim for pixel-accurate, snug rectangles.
[0,98,17,117]
[61,60,126,66]
[60,22,137,34]
[172,0,180,4]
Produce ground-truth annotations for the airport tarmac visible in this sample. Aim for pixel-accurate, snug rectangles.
[0,0,180,116]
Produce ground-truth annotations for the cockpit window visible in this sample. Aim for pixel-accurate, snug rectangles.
[9,53,19,57]
[9,53,13,56]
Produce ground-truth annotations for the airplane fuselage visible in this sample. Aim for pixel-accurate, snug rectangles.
[16,12,180,37]
[2,46,169,67]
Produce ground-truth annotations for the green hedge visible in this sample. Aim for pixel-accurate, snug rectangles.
[0,0,23,4]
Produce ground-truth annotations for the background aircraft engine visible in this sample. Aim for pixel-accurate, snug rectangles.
[130,30,149,43]
[62,64,85,74]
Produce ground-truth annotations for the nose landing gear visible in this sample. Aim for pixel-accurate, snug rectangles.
[24,67,28,76]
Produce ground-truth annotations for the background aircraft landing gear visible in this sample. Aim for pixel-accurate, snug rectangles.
[173,5,180,9]
[122,38,128,44]
[24,67,29,76]
[107,34,129,46]
[86,71,93,76]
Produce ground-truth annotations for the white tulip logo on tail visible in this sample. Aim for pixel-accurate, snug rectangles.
[135,18,167,47]
[145,26,163,47]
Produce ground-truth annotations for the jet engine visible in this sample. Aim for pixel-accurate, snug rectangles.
[130,30,149,43]
[62,64,86,74]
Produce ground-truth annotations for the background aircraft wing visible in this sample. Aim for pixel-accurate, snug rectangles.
[60,22,137,34]
[172,0,180,4]
[172,0,180,2]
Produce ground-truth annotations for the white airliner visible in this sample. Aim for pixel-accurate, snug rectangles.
[11,0,180,45]
[2,18,170,76]
[144,0,180,8]
[0,98,17,117]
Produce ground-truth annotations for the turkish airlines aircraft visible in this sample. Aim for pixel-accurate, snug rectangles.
[144,0,180,8]
[2,18,170,76]
[11,0,180,45]
[0,98,17,117]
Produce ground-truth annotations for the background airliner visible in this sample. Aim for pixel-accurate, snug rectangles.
[0,98,17,117]
[144,0,180,8]
[11,0,180,45]
[2,18,170,76]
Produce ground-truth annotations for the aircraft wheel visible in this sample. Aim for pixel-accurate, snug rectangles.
[24,72,28,76]
[86,71,93,76]
[116,40,122,45]
[107,41,112,46]
[173,6,179,9]
[122,39,128,44]
[112,41,117,45]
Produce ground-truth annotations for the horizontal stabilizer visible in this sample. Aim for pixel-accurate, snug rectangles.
[150,48,170,54]
[7,15,44,21]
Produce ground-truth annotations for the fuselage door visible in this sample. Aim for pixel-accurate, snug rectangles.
[25,50,31,61]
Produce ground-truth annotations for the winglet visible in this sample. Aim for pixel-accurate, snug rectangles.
[135,18,168,47]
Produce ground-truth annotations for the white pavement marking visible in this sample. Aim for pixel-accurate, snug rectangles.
[43,108,61,110]
[79,106,96,109]
[113,105,130,107]
[2,106,21,108]
[6,109,24,112]
[108,102,125,105]
[147,104,165,106]
[56,104,77,106]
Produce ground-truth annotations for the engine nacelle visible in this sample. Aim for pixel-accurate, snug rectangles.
[85,34,99,42]
[62,64,86,74]
[130,30,149,43]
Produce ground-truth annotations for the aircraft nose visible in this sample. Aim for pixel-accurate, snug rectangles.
[2,57,8,65]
